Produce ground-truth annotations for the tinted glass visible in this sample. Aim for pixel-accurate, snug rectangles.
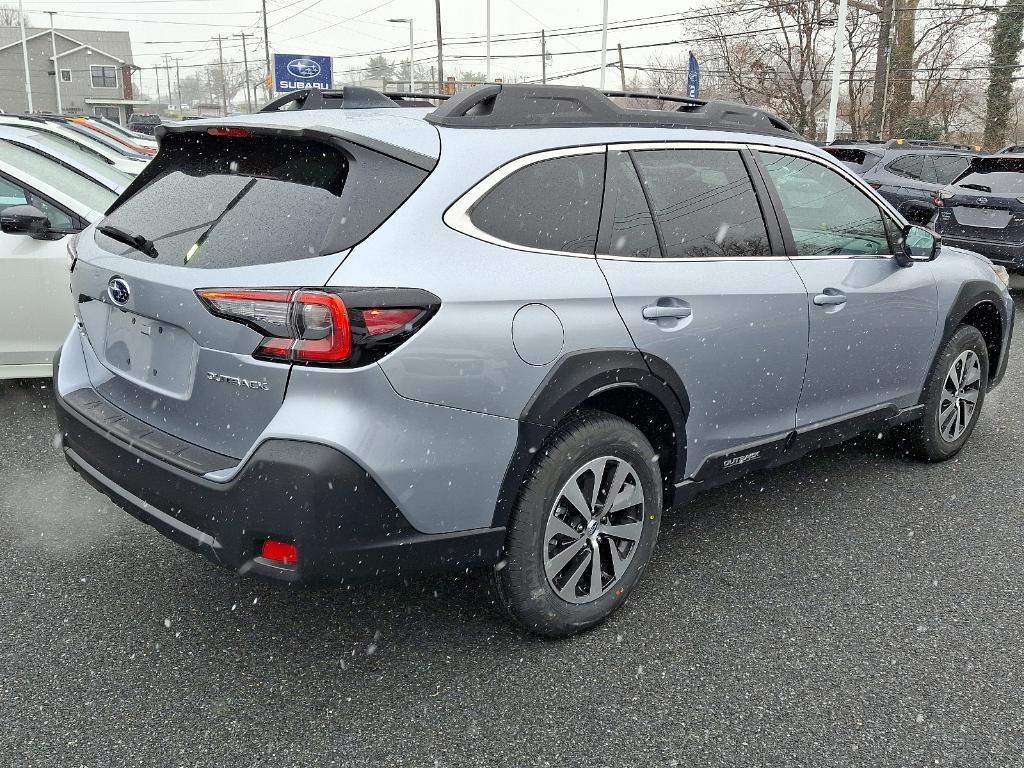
[0,176,27,209]
[630,148,769,259]
[0,140,115,213]
[97,134,426,268]
[824,147,882,173]
[931,155,972,185]
[759,151,889,257]
[602,151,660,258]
[470,154,602,254]
[888,154,926,180]
[954,159,1024,194]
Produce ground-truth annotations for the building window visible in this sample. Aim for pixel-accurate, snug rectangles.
[90,65,117,88]
[59,69,72,83]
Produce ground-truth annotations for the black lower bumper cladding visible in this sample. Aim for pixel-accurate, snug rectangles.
[54,386,504,584]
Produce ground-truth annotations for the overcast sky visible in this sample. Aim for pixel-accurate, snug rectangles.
[18,0,700,90]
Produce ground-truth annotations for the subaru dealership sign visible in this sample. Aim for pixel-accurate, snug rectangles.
[273,53,332,92]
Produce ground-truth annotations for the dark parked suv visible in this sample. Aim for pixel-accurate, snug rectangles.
[825,139,979,214]
[52,85,1014,637]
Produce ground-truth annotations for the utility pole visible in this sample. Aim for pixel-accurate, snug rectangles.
[617,43,626,90]
[599,0,609,89]
[825,0,849,142]
[45,10,62,114]
[213,35,228,116]
[435,0,444,92]
[485,0,491,81]
[163,54,173,114]
[18,0,33,112]
[262,0,272,98]
[541,30,547,84]
[175,58,183,115]
[155,65,161,106]
[234,32,253,112]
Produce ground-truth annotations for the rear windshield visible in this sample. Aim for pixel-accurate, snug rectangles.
[823,147,881,173]
[96,133,428,268]
[954,158,1024,195]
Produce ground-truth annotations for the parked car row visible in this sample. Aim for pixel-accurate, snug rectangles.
[0,113,154,379]
[826,138,1024,272]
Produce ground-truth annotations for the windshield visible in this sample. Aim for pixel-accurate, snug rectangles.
[0,139,116,212]
[20,133,134,186]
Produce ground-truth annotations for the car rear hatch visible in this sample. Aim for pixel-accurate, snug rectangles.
[70,120,435,463]
[935,156,1024,243]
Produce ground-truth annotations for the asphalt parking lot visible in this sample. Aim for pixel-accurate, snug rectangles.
[3,294,1024,768]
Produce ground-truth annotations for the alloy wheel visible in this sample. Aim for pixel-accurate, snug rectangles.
[543,456,645,605]
[938,349,982,443]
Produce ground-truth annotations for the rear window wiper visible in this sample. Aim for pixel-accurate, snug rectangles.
[97,224,158,258]
[959,183,992,193]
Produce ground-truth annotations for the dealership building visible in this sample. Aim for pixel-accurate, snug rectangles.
[0,26,148,123]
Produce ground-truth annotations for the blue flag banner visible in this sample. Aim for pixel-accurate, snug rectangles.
[273,53,333,93]
[687,52,700,99]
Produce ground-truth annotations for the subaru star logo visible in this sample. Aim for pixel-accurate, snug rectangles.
[977,197,989,205]
[287,58,321,79]
[107,276,130,306]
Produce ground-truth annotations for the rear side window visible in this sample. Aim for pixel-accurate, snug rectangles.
[630,148,770,259]
[931,155,971,184]
[824,147,881,173]
[888,154,927,181]
[600,151,660,258]
[469,153,603,254]
[96,133,427,268]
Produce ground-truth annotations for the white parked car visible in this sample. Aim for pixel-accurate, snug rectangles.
[0,141,116,379]
[0,116,148,176]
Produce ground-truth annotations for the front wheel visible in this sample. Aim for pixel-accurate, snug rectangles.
[908,324,989,462]
[489,410,662,638]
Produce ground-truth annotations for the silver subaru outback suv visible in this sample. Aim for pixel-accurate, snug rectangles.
[54,85,1014,637]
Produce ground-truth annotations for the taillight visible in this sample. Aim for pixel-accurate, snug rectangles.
[207,127,251,138]
[196,287,439,367]
[868,182,883,190]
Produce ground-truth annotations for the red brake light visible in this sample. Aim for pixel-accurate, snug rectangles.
[207,127,251,138]
[196,287,439,367]
[261,539,298,564]
[868,182,883,190]
[362,308,422,336]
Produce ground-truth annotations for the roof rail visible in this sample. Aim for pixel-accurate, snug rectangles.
[885,138,982,152]
[423,84,801,137]
[828,138,886,146]
[259,86,450,113]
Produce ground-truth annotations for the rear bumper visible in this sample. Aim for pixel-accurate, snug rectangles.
[54,377,505,584]
[941,237,1024,269]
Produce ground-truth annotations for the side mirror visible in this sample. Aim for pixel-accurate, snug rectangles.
[895,224,940,267]
[0,204,53,239]
[898,199,936,227]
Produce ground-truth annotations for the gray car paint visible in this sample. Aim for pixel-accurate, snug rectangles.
[57,107,1013,539]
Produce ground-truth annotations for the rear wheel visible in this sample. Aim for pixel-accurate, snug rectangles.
[489,410,662,638]
[908,324,988,462]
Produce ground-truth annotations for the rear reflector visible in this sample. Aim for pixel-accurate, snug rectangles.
[261,539,298,564]
[207,127,251,138]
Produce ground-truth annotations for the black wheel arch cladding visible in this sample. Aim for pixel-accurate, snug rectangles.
[492,348,689,528]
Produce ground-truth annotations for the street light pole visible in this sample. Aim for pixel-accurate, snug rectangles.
[825,0,849,142]
[213,35,228,116]
[485,0,491,81]
[175,58,182,115]
[46,10,62,114]
[234,32,253,112]
[18,0,33,112]
[388,18,415,92]
[262,0,272,98]
[599,0,609,89]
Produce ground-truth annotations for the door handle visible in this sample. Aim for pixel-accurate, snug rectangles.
[642,305,692,320]
[812,291,847,307]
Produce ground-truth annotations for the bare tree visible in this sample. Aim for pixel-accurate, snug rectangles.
[0,3,30,26]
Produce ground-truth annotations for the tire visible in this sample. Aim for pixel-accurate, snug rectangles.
[908,324,989,462]
[489,409,663,638]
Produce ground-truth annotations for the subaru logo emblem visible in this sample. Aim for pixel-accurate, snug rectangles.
[977,197,989,205]
[107,276,130,306]
[286,58,321,79]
